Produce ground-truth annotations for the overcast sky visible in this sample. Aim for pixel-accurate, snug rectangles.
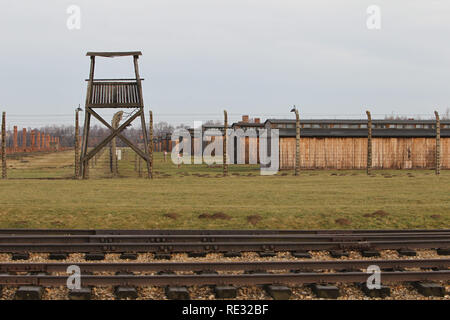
[1,0,449,127]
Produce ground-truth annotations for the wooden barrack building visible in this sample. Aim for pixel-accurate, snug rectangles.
[265,119,450,170]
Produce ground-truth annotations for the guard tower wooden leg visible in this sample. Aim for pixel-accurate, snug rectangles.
[80,110,91,178]
[139,111,151,178]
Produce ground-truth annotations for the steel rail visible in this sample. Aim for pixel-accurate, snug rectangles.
[0,233,449,244]
[0,259,448,273]
[0,271,449,286]
[0,239,449,253]
[0,229,448,236]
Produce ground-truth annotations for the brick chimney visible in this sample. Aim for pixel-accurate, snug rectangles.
[242,115,249,123]
[36,131,41,150]
[31,130,35,151]
[22,128,27,151]
[254,118,260,123]
[13,126,18,152]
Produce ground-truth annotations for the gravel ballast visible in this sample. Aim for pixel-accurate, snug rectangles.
[0,250,448,300]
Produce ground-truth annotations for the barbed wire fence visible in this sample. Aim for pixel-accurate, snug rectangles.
[0,110,448,179]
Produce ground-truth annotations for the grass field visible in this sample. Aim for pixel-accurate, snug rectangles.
[6,150,74,179]
[0,150,449,230]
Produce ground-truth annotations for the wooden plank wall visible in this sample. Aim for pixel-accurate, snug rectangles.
[442,138,450,169]
[246,136,259,164]
[280,137,367,169]
[280,137,449,170]
[372,138,435,169]
[201,136,258,163]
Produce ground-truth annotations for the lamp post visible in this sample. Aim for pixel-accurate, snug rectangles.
[290,106,300,176]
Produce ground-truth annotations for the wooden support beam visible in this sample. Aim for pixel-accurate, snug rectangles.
[139,111,151,178]
[1,112,6,179]
[366,110,372,175]
[80,111,91,178]
[133,55,151,178]
[86,51,142,57]
[84,108,147,161]
[80,56,96,178]
[435,111,440,175]
[133,55,144,107]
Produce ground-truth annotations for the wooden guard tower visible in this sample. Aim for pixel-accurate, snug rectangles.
[79,51,151,178]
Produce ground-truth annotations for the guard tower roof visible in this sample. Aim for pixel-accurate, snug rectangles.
[86,51,142,57]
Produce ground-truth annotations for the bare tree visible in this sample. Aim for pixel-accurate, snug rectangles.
[153,121,174,137]
[443,108,450,120]
[203,120,222,126]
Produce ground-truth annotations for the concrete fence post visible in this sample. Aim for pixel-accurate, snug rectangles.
[1,112,6,179]
[223,110,228,177]
[110,111,123,177]
[435,111,441,175]
[294,108,300,176]
[366,110,372,175]
[75,108,80,178]
[149,111,153,179]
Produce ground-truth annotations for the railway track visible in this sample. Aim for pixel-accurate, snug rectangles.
[1,271,449,287]
[0,229,448,300]
[0,240,449,254]
[0,229,448,254]
[1,233,450,243]
[0,228,448,235]
[0,258,448,300]
[0,258,449,273]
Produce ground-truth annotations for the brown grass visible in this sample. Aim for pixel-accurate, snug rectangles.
[198,212,231,220]
[363,210,390,218]
[335,218,352,226]
[247,214,262,225]
[163,213,178,220]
